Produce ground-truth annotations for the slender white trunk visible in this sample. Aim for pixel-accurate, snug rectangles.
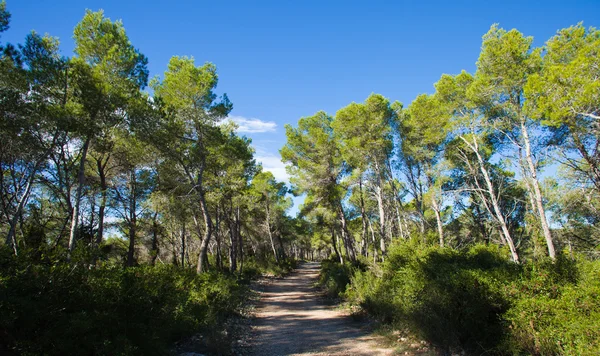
[520,120,555,259]
[265,198,279,263]
[461,135,520,263]
[5,162,40,255]
[431,194,444,247]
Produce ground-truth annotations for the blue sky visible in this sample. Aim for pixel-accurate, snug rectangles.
[3,0,599,215]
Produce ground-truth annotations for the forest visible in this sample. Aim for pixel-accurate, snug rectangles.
[1,0,599,354]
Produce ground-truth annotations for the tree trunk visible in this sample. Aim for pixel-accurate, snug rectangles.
[431,193,444,247]
[181,220,186,268]
[150,212,159,266]
[367,217,378,263]
[337,202,356,262]
[374,160,387,256]
[331,226,343,263]
[387,161,406,239]
[127,218,136,267]
[5,158,43,255]
[479,157,518,263]
[520,120,555,259]
[68,136,91,254]
[228,205,237,273]
[215,206,223,270]
[236,207,243,276]
[276,231,286,261]
[463,135,520,263]
[358,177,369,256]
[96,154,109,245]
[195,164,213,273]
[126,169,137,267]
[265,201,279,263]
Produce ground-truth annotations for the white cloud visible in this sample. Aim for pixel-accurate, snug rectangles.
[227,115,277,133]
[256,154,289,182]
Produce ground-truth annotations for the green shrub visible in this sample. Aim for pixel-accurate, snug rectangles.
[0,248,247,355]
[369,243,514,353]
[342,241,600,355]
[504,257,600,355]
[240,257,297,280]
[318,259,366,298]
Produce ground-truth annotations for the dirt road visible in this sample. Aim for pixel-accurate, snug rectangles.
[249,262,395,355]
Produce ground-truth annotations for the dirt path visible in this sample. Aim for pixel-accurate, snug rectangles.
[248,262,395,356]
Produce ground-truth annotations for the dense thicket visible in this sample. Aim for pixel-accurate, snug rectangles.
[342,243,600,354]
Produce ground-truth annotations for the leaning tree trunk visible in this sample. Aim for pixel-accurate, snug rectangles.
[520,119,555,260]
[478,157,519,263]
[462,135,520,263]
[192,163,214,273]
[5,157,45,255]
[196,189,213,273]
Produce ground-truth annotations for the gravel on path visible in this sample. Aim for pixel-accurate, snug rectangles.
[248,262,396,356]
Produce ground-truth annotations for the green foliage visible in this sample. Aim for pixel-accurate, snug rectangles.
[333,93,395,169]
[241,257,298,280]
[342,242,600,355]
[318,259,366,298]
[0,248,247,355]
[503,257,600,355]
[0,1,10,36]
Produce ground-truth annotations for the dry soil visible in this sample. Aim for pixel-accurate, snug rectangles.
[248,262,395,356]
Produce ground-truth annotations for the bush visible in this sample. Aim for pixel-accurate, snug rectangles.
[240,257,297,281]
[318,258,366,298]
[0,248,247,355]
[343,241,600,355]
[504,257,600,355]
[365,243,515,353]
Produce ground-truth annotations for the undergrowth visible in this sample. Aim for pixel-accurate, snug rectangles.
[0,248,298,355]
[321,242,600,355]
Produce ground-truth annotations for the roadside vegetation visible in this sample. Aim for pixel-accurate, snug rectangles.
[1,0,599,353]
[320,243,600,354]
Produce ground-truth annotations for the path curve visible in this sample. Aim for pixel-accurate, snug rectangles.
[249,262,394,355]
